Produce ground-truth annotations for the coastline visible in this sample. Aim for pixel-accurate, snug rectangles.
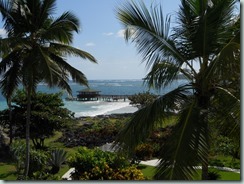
[68,100,138,118]
[104,104,138,115]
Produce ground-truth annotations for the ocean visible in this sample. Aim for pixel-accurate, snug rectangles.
[0,79,187,117]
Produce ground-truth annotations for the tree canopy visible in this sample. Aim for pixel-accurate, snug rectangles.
[0,90,73,149]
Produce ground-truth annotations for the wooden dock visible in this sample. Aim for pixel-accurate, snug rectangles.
[65,94,131,102]
[65,89,132,102]
[99,95,130,102]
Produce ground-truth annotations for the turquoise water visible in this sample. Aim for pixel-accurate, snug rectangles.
[0,79,187,117]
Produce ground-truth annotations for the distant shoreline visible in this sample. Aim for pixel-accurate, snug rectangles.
[72,101,138,117]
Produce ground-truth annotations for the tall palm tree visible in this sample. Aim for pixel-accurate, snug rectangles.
[114,0,240,180]
[0,0,96,178]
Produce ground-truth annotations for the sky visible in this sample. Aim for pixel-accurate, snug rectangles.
[53,0,181,80]
[0,0,241,80]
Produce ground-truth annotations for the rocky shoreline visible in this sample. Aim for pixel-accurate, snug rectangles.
[58,113,134,148]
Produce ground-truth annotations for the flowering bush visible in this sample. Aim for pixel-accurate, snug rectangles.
[111,166,145,180]
[68,147,144,180]
[134,143,154,160]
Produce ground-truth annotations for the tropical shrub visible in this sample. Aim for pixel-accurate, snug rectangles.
[128,92,157,109]
[68,147,144,180]
[28,150,48,177]
[49,149,67,174]
[10,141,48,177]
[111,166,145,180]
[1,91,74,149]
[59,116,127,148]
[213,136,235,156]
[134,143,154,160]
[209,159,224,167]
[31,171,61,180]
[10,140,26,174]
[207,169,221,180]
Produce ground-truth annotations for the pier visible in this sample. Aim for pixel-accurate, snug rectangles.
[65,94,131,102]
[65,88,131,102]
[99,95,130,102]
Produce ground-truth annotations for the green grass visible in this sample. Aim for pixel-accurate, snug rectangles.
[0,162,17,180]
[139,165,240,181]
[0,162,70,180]
[58,164,70,177]
[139,165,156,180]
[0,132,73,180]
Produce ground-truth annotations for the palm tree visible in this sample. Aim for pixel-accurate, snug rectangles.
[114,0,240,180]
[0,0,96,178]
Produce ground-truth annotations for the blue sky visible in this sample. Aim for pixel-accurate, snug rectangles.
[54,0,181,80]
[0,0,241,80]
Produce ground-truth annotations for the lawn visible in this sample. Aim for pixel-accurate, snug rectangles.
[140,164,240,180]
[0,131,72,180]
[0,162,16,180]
[0,163,70,180]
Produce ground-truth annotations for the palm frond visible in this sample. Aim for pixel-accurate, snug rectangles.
[204,30,240,81]
[144,60,192,90]
[175,0,237,59]
[39,0,56,22]
[43,11,80,44]
[155,99,209,180]
[0,0,14,22]
[116,1,187,72]
[49,54,88,87]
[49,43,97,63]
[114,84,192,154]
[0,50,18,73]
[210,86,240,138]
[0,60,21,99]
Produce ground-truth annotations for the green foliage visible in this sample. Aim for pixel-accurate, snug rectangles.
[28,150,48,177]
[9,141,48,177]
[31,171,61,180]
[207,169,221,180]
[213,136,238,158]
[2,90,74,149]
[10,140,25,173]
[134,143,154,161]
[68,147,144,180]
[49,149,67,174]
[60,116,127,148]
[209,155,240,169]
[112,166,145,180]
[128,92,157,109]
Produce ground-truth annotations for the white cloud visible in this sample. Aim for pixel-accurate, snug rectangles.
[117,29,125,38]
[85,42,96,47]
[0,29,7,38]
[117,28,137,39]
[103,32,114,36]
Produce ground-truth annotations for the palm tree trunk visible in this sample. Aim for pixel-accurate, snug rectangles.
[197,93,210,180]
[24,87,31,179]
[200,105,210,180]
[7,100,13,145]
[202,156,209,180]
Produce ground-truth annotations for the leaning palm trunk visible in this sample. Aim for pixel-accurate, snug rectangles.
[24,87,31,178]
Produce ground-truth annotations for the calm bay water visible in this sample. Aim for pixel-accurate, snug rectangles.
[0,79,187,117]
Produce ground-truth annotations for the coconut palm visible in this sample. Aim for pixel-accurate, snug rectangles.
[115,0,240,180]
[0,0,96,178]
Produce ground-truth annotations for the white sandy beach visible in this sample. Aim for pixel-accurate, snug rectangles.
[67,100,138,117]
